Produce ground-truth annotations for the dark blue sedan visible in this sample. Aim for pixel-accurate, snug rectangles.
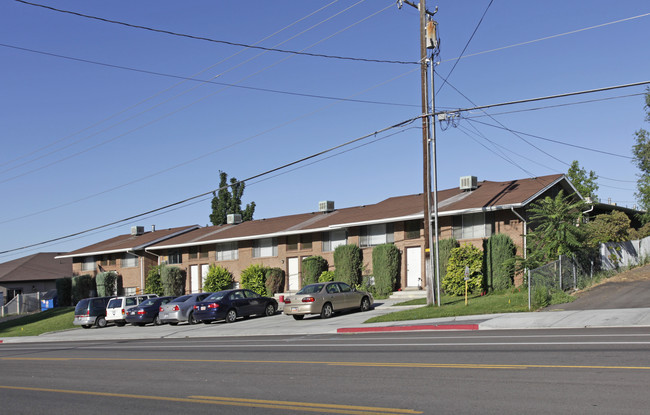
[193,289,278,324]
[125,296,175,326]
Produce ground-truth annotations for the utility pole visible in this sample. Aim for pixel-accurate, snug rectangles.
[399,0,439,306]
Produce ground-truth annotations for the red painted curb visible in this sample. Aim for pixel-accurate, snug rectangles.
[337,324,479,333]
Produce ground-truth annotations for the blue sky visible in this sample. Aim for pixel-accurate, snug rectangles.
[1,0,649,262]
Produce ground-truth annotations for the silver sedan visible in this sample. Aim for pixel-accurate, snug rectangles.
[159,292,212,325]
[283,281,373,320]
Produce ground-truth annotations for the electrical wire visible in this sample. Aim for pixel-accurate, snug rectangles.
[0,115,420,255]
[14,0,417,65]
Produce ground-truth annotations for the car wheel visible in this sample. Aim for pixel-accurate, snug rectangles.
[292,315,304,321]
[154,315,162,326]
[115,322,125,327]
[225,309,237,323]
[360,296,371,312]
[320,303,333,319]
[137,323,146,327]
[188,311,199,325]
[264,303,276,317]
[169,322,178,326]
[203,320,212,324]
[96,316,107,328]
[81,325,92,329]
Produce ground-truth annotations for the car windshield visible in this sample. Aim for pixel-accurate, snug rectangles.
[206,292,226,301]
[297,284,324,295]
[107,299,121,308]
[171,295,191,303]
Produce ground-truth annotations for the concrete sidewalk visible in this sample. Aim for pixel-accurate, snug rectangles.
[2,302,650,344]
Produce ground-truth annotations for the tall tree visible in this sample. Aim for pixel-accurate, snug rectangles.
[209,171,256,226]
[632,89,650,224]
[567,160,599,201]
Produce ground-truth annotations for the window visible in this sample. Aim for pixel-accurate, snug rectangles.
[122,252,139,268]
[100,255,117,266]
[322,229,347,252]
[301,234,312,250]
[359,223,394,247]
[287,235,299,251]
[253,238,278,258]
[405,220,422,239]
[452,213,493,239]
[216,242,238,261]
[199,245,209,259]
[124,287,137,295]
[81,256,95,272]
[168,250,182,264]
[188,246,198,260]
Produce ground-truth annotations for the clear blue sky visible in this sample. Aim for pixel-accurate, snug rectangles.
[1,0,649,262]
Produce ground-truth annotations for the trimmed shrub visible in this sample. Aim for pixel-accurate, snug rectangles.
[95,271,118,297]
[71,274,95,304]
[372,244,401,296]
[161,265,185,296]
[318,270,335,282]
[302,256,328,286]
[333,244,362,286]
[265,267,285,295]
[56,277,72,307]
[442,244,484,296]
[203,264,234,292]
[241,264,269,296]
[485,234,517,291]
[435,237,458,282]
[144,265,164,296]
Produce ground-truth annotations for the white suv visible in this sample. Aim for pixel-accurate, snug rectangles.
[106,294,158,326]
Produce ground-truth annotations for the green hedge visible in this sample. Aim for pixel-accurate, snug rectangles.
[302,256,328,286]
[95,271,118,297]
[265,267,284,295]
[334,244,362,286]
[161,265,185,296]
[71,274,95,304]
[145,265,164,296]
[56,277,72,307]
[318,270,335,282]
[442,244,484,296]
[484,234,517,291]
[435,237,458,282]
[241,264,268,296]
[203,264,234,292]
[372,244,400,296]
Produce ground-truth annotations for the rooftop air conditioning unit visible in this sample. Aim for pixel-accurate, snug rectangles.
[131,226,145,236]
[319,200,334,213]
[459,176,478,191]
[227,214,242,224]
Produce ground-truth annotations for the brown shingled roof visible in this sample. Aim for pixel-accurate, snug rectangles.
[0,253,72,282]
[148,174,569,250]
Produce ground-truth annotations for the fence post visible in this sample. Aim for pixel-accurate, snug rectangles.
[558,255,563,291]
[17,294,21,315]
[590,260,593,279]
[573,260,577,290]
[528,269,531,311]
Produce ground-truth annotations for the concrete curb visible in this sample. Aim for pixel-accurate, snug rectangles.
[337,323,479,333]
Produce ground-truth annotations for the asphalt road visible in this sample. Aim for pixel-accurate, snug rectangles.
[2,327,650,414]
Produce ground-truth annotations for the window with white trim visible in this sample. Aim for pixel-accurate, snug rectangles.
[167,250,182,264]
[452,213,493,239]
[122,252,139,268]
[253,238,277,258]
[81,256,95,271]
[359,223,394,247]
[216,242,238,261]
[322,229,347,252]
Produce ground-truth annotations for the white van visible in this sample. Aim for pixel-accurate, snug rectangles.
[106,294,158,326]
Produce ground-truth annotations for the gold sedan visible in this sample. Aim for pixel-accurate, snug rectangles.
[283,281,373,320]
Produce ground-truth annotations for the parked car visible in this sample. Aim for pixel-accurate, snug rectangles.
[283,281,373,320]
[73,296,113,328]
[193,289,278,324]
[106,294,158,326]
[159,293,212,325]
[125,296,175,326]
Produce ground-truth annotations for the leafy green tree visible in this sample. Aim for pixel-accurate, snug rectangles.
[567,160,599,200]
[318,270,335,282]
[161,266,185,296]
[302,256,328,286]
[434,237,458,282]
[484,234,516,292]
[241,264,269,296]
[632,89,650,224]
[442,244,484,296]
[209,171,256,225]
[333,244,362,286]
[203,264,234,292]
[265,268,284,295]
[371,244,400,296]
[527,190,586,266]
[144,265,164,296]
[584,211,631,246]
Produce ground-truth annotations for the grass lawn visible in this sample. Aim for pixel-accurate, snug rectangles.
[0,307,77,337]
[365,288,531,323]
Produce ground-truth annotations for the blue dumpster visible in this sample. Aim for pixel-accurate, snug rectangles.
[41,298,57,311]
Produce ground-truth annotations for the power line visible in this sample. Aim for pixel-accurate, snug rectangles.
[436,0,493,94]
[14,0,418,65]
[0,115,420,255]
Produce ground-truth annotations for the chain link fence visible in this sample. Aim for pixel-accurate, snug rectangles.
[526,255,595,310]
[0,292,45,317]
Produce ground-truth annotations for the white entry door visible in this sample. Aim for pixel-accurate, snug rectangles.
[288,257,299,291]
[406,247,421,288]
[201,264,210,291]
[190,265,199,293]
